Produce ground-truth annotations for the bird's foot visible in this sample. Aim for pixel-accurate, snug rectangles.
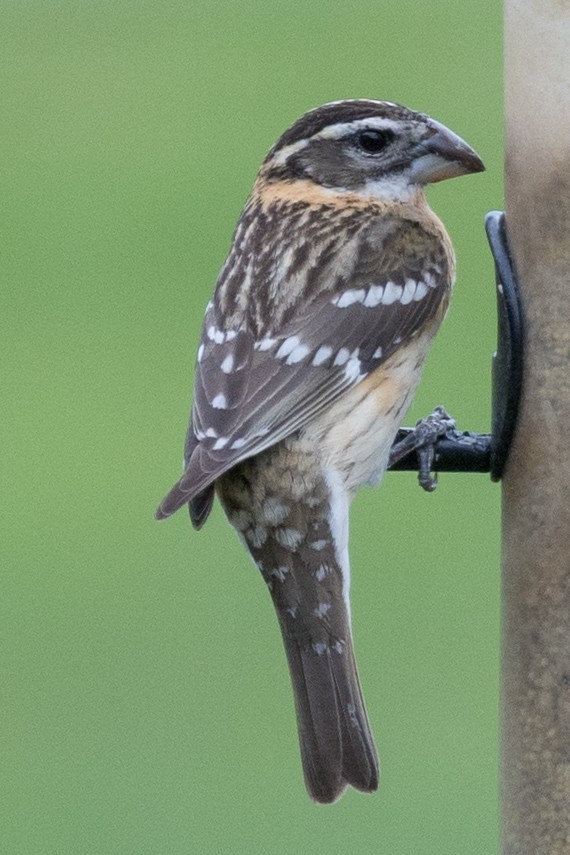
[388,406,456,492]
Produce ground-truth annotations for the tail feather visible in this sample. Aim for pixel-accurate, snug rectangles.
[216,449,380,803]
[280,624,379,804]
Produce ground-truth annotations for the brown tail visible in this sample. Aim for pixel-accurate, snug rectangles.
[216,448,379,802]
[278,617,379,803]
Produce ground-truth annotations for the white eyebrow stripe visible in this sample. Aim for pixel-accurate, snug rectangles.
[316,116,403,140]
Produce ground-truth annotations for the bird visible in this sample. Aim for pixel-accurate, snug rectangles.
[156,99,484,803]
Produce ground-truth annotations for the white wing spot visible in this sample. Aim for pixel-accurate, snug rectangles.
[205,427,218,438]
[212,394,228,409]
[255,337,276,352]
[333,640,346,654]
[197,343,205,362]
[286,343,310,364]
[401,279,417,304]
[344,356,362,383]
[276,336,300,359]
[363,284,385,307]
[334,289,366,308]
[333,347,350,366]
[230,437,247,450]
[373,346,383,359]
[382,282,403,305]
[313,345,333,366]
[310,539,327,551]
[313,602,331,618]
[220,354,234,373]
[207,325,234,344]
[212,437,229,450]
[414,281,429,301]
[286,606,298,619]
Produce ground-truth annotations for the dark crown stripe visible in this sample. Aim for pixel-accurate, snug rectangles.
[266,100,423,158]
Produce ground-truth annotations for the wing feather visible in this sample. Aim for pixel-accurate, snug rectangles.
[157,217,452,520]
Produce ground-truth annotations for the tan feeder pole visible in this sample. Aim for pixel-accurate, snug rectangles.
[503,1,570,852]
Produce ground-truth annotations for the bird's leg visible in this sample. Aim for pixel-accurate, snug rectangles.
[388,406,456,492]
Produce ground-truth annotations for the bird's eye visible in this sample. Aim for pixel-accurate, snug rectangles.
[356,129,395,154]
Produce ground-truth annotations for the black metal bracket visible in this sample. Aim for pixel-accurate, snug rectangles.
[388,210,524,482]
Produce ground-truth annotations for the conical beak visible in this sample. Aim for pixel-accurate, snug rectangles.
[409,119,485,184]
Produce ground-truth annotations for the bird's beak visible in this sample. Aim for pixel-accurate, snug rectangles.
[409,119,485,185]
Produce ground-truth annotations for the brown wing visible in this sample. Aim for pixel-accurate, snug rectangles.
[156,219,452,521]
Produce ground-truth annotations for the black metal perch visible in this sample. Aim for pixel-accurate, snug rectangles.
[388,210,523,483]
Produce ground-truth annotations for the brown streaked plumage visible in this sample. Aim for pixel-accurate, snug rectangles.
[156,100,484,803]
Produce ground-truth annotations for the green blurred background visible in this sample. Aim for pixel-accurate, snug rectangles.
[3,1,502,852]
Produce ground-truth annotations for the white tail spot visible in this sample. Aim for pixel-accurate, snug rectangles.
[313,602,331,618]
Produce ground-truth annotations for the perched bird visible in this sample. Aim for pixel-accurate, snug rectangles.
[156,100,484,803]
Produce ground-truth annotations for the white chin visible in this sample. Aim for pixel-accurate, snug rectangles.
[361,173,418,203]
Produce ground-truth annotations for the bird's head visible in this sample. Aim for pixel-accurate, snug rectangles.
[261,99,484,203]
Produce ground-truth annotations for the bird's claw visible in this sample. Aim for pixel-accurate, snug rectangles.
[389,406,456,492]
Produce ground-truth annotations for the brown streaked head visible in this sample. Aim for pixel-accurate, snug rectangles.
[261,99,484,200]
